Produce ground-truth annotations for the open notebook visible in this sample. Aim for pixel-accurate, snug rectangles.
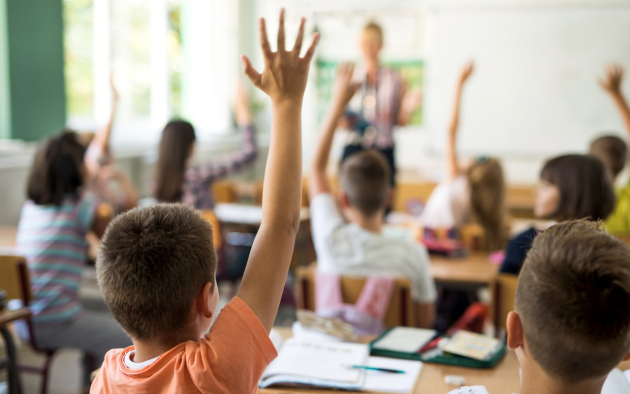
[259,338,423,393]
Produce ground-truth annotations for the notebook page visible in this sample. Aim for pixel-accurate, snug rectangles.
[261,339,368,383]
[363,357,423,393]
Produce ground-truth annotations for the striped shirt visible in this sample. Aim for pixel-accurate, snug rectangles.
[16,194,98,326]
[180,124,258,209]
[349,66,403,149]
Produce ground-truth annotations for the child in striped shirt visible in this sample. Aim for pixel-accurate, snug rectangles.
[17,131,130,390]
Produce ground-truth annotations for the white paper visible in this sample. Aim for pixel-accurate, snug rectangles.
[214,203,309,225]
[372,327,437,353]
[261,339,368,383]
[602,369,630,394]
[363,357,422,394]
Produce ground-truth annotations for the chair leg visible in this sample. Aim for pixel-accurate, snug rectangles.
[0,326,22,394]
[39,351,55,394]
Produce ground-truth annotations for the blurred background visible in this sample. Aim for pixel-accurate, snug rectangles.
[1,0,630,223]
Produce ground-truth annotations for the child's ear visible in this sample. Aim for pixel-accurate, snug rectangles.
[340,192,350,209]
[506,311,524,351]
[623,351,630,362]
[198,282,214,319]
[385,187,393,207]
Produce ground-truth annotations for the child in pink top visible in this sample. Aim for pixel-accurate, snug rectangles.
[91,10,319,393]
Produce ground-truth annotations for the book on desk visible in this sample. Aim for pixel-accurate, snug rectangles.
[259,337,423,393]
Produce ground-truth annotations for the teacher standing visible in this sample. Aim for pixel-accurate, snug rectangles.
[342,21,421,188]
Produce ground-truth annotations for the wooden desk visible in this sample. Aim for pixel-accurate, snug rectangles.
[430,253,499,287]
[215,204,315,269]
[260,328,521,394]
[0,307,31,394]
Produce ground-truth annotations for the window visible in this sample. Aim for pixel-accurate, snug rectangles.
[64,0,236,142]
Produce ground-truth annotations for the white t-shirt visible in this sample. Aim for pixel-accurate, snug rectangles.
[123,350,159,370]
[420,175,471,229]
[310,194,437,304]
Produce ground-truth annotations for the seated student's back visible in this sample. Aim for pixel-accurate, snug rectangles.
[309,71,437,329]
[311,151,435,306]
[91,10,320,394]
[500,221,630,394]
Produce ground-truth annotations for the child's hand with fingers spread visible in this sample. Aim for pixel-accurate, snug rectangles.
[600,64,625,95]
[332,62,360,108]
[242,9,320,105]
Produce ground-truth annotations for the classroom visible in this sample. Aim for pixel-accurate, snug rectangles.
[1,0,630,393]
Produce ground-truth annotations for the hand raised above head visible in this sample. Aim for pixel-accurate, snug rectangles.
[241,9,320,105]
[599,64,625,95]
[332,62,360,107]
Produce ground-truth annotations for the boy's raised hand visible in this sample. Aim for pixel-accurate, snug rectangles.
[600,64,625,95]
[332,62,360,108]
[242,9,319,105]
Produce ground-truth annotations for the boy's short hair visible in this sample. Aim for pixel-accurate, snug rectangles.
[97,204,216,343]
[516,220,630,382]
[362,21,384,43]
[340,150,390,217]
[590,135,627,178]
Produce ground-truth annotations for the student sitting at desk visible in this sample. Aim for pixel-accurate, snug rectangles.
[152,83,258,209]
[420,62,507,252]
[17,131,130,391]
[91,10,319,393]
[309,63,437,329]
[591,64,630,235]
[488,221,630,394]
[500,154,615,275]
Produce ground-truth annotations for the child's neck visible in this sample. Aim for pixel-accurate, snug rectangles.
[345,209,384,233]
[519,362,607,394]
[132,327,200,363]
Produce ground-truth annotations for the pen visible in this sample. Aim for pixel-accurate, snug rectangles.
[350,365,406,374]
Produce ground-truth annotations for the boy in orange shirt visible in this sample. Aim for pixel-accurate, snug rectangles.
[91,9,319,393]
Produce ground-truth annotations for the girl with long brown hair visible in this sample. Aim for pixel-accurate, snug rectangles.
[420,62,508,252]
[153,86,258,208]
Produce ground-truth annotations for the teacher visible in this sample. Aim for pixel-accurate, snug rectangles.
[342,21,421,188]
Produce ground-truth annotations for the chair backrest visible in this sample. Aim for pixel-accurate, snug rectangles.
[492,273,519,331]
[0,254,33,305]
[200,210,223,249]
[296,265,416,328]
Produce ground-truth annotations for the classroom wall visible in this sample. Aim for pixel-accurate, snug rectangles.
[258,0,630,185]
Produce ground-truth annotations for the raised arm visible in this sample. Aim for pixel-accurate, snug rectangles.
[187,86,258,184]
[599,64,630,141]
[308,63,359,200]
[87,77,118,167]
[446,62,474,180]
[237,9,319,332]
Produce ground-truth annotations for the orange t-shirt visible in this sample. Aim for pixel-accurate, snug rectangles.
[91,297,277,394]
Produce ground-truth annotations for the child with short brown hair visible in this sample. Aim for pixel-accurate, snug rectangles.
[91,10,319,393]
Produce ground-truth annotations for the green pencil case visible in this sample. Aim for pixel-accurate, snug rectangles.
[369,328,506,369]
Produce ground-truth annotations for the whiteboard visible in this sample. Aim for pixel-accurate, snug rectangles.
[424,4,630,157]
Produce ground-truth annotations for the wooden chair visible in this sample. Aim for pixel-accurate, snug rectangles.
[296,265,416,328]
[0,254,58,394]
[491,274,519,337]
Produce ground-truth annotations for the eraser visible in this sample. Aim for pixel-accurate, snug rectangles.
[445,375,466,386]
